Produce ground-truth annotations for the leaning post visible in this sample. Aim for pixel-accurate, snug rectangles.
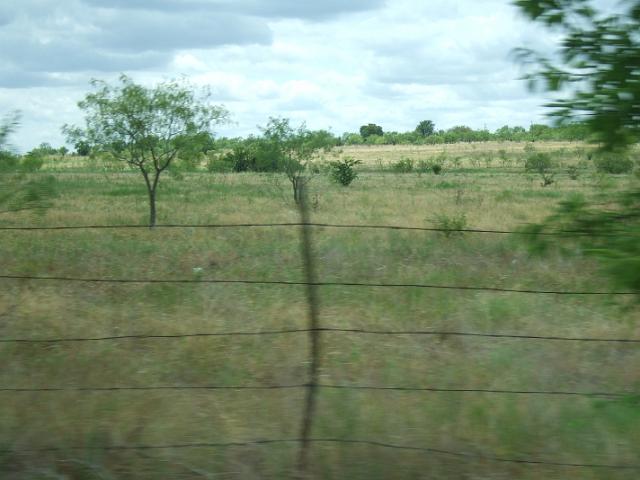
[296,181,322,478]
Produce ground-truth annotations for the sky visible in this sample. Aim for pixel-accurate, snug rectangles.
[0,0,559,152]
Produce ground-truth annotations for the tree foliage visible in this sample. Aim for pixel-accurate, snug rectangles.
[359,123,384,139]
[415,120,435,137]
[329,156,361,186]
[64,75,228,226]
[260,117,334,204]
[515,0,640,150]
[515,0,640,295]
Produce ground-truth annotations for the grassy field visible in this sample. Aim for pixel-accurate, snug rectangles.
[1,143,639,479]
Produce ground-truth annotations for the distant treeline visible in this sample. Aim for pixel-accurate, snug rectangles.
[215,122,591,150]
[9,121,591,162]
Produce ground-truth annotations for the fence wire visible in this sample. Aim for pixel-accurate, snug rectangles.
[2,218,638,474]
[2,438,639,470]
[0,383,631,398]
[0,274,634,295]
[0,221,633,237]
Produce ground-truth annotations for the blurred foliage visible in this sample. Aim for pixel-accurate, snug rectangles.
[514,0,640,150]
[593,151,635,174]
[526,191,640,292]
[0,112,55,217]
[516,0,640,294]
[0,175,56,216]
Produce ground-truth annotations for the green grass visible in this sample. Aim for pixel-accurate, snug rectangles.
[1,145,639,479]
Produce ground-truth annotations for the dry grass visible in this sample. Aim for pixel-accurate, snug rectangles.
[1,143,639,479]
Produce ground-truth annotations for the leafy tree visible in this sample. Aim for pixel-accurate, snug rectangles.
[529,124,552,140]
[359,123,384,139]
[74,140,91,156]
[515,0,640,294]
[30,143,57,156]
[260,117,334,204]
[64,75,228,226]
[415,120,435,137]
[341,133,364,145]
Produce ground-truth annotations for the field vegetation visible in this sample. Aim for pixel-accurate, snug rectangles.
[1,142,639,479]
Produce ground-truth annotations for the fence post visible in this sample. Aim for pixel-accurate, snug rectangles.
[296,182,321,478]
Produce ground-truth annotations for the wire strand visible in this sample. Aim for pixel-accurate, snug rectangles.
[0,383,630,398]
[2,438,638,470]
[0,221,624,237]
[0,274,634,295]
[2,327,638,344]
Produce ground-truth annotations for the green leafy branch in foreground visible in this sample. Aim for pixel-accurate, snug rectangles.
[514,0,640,151]
[515,0,640,295]
[525,189,640,293]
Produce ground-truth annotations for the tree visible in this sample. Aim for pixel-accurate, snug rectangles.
[359,123,384,139]
[515,0,640,293]
[74,141,91,156]
[64,75,228,226]
[260,118,333,204]
[514,0,640,150]
[415,120,435,137]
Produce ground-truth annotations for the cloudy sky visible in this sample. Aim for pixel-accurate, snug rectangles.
[0,0,557,151]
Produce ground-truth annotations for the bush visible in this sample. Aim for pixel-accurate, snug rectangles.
[525,153,553,173]
[392,157,414,173]
[0,150,20,172]
[567,165,580,180]
[221,145,259,172]
[431,212,468,238]
[20,152,44,172]
[74,141,91,156]
[329,156,361,186]
[594,152,634,174]
[206,155,233,173]
[174,153,202,172]
[431,164,443,175]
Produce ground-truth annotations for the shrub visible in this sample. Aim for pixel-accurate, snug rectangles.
[525,153,553,173]
[222,145,258,172]
[74,141,91,156]
[566,165,579,180]
[392,157,414,173]
[329,156,361,186]
[416,160,430,173]
[594,152,634,174]
[540,171,555,187]
[206,155,233,173]
[431,164,443,175]
[20,152,44,172]
[431,212,468,238]
[0,150,20,172]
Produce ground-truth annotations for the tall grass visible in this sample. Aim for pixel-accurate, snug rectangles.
[1,145,639,479]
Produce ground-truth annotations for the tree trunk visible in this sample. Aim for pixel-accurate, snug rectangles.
[148,188,157,228]
[292,177,300,205]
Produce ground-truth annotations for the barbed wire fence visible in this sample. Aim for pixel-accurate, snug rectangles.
[0,186,639,477]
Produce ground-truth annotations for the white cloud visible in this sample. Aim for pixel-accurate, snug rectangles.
[0,0,558,151]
